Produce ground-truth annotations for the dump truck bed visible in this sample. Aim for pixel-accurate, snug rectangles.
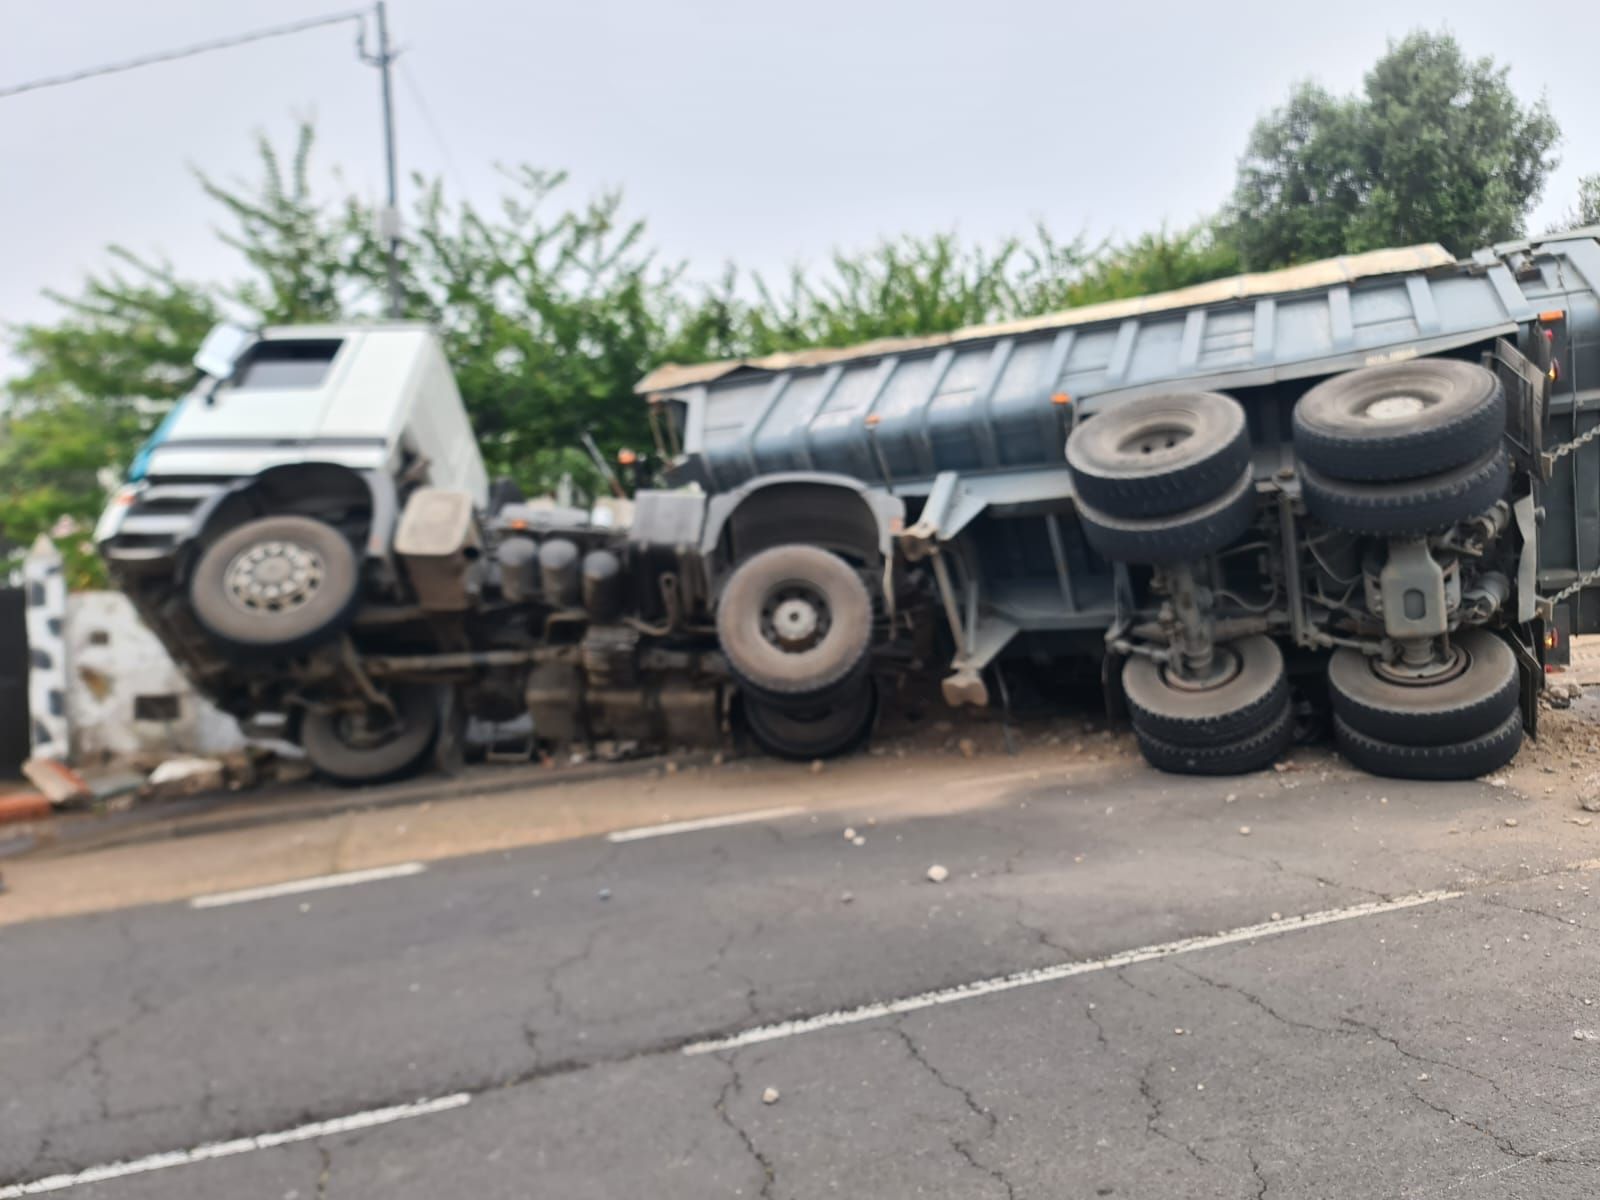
[642,239,1599,491]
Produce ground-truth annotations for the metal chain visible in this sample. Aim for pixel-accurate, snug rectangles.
[1544,565,1600,610]
[1536,422,1600,609]
[1545,420,1600,466]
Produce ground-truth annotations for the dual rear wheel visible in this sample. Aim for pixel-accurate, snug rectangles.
[1327,630,1522,780]
[716,544,879,761]
[1123,636,1293,776]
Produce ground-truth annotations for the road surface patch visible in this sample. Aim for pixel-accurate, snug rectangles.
[0,1093,470,1197]
[606,806,804,843]
[682,888,1462,1054]
[188,862,428,909]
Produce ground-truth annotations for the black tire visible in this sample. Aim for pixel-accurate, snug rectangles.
[301,686,442,786]
[717,545,873,705]
[189,515,360,654]
[1066,391,1251,518]
[1333,709,1523,781]
[743,681,877,761]
[1328,631,1519,746]
[1293,360,1505,482]
[1078,468,1258,564]
[1134,699,1294,776]
[1300,447,1509,537]
[1124,636,1288,747]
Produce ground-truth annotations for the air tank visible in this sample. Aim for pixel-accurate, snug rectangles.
[496,537,539,603]
[582,550,623,622]
[539,538,581,607]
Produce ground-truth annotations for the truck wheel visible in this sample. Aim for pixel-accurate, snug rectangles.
[1066,391,1250,518]
[1333,709,1522,781]
[300,686,441,786]
[1328,631,1519,746]
[1123,635,1287,746]
[190,515,360,654]
[742,680,876,761]
[1300,447,1508,537]
[1077,468,1257,564]
[717,545,872,705]
[1293,360,1504,482]
[1134,699,1293,776]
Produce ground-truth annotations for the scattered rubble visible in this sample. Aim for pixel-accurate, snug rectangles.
[1545,681,1583,709]
[22,758,91,806]
[142,757,226,799]
[926,864,949,883]
[762,1087,781,1104]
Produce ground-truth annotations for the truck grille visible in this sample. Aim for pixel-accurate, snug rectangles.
[102,480,229,564]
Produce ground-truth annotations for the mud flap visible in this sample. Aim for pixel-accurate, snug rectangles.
[1506,623,1542,740]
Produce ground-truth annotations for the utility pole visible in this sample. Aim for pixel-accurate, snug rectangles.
[1,5,408,314]
[370,1,404,318]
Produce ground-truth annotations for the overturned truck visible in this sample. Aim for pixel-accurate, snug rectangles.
[101,230,1600,783]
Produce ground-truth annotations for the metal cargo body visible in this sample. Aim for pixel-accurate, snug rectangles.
[642,231,1600,646]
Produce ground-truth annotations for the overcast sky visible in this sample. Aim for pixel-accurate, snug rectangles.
[3,0,1597,375]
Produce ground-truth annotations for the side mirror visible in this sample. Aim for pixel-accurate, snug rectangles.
[193,322,255,381]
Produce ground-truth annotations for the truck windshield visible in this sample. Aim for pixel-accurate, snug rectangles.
[224,339,343,390]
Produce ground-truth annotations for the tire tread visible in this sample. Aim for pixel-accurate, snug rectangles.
[1333,710,1523,781]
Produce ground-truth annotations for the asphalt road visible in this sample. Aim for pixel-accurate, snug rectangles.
[6,737,1600,1198]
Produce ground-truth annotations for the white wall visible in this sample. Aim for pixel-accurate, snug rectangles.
[66,591,244,761]
[23,535,69,761]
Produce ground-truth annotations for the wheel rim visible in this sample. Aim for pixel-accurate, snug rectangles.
[329,704,406,751]
[1160,645,1242,693]
[223,539,325,615]
[1118,421,1194,457]
[760,583,831,653]
[1359,393,1431,422]
[1372,643,1470,686]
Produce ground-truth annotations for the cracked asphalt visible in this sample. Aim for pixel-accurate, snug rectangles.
[5,727,1600,1198]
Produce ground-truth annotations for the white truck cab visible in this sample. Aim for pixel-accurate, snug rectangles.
[97,322,487,561]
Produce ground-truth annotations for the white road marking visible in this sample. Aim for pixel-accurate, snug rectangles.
[682,889,1461,1055]
[606,806,805,843]
[0,1093,470,1196]
[188,862,428,909]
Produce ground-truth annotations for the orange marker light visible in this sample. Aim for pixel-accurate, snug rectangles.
[1539,310,1566,323]
[1051,392,1073,406]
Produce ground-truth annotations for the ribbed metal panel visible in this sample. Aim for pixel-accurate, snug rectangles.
[670,240,1600,492]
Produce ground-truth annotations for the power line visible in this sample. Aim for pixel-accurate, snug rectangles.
[398,58,465,196]
[0,9,369,101]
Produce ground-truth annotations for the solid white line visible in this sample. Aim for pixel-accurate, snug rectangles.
[606,806,805,843]
[0,1093,470,1197]
[189,862,428,909]
[682,889,1461,1055]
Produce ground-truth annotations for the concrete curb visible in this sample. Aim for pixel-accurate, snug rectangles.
[0,793,51,827]
[27,752,717,861]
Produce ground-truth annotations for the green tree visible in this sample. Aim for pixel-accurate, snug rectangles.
[1552,174,1600,231]
[1046,223,1241,308]
[3,124,1247,585]
[1229,31,1560,268]
[1,252,216,585]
